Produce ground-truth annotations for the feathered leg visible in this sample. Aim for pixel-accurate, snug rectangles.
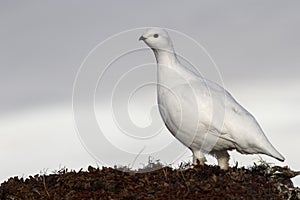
[215,150,230,170]
[192,150,207,165]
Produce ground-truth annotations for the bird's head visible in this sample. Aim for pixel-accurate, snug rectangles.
[139,28,173,51]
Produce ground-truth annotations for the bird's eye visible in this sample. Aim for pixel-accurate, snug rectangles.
[153,34,159,38]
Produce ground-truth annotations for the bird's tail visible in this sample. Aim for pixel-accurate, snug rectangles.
[260,139,285,162]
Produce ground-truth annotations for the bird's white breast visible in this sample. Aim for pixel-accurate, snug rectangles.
[157,65,229,152]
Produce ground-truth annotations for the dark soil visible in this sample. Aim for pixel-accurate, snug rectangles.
[0,163,299,200]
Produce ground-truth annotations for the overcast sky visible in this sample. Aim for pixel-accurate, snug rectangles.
[0,1,300,186]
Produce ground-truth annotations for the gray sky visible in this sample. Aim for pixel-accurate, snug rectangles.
[1,0,299,113]
[0,1,300,185]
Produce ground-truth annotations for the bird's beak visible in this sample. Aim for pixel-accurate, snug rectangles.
[139,35,146,41]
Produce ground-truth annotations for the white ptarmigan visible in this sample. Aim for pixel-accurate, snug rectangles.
[139,28,284,169]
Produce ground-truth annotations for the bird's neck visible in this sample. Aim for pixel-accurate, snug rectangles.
[153,48,178,67]
[153,48,193,92]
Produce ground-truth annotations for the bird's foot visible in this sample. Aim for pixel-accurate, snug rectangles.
[192,157,207,167]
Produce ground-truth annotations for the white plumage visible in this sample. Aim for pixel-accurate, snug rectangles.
[139,28,284,169]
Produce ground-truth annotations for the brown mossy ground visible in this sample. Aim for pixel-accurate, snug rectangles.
[0,162,299,200]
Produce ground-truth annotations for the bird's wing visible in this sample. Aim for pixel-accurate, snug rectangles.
[190,78,262,145]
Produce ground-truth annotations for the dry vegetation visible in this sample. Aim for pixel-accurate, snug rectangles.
[0,161,299,199]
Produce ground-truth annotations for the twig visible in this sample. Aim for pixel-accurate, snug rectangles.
[130,146,146,169]
[42,175,50,198]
